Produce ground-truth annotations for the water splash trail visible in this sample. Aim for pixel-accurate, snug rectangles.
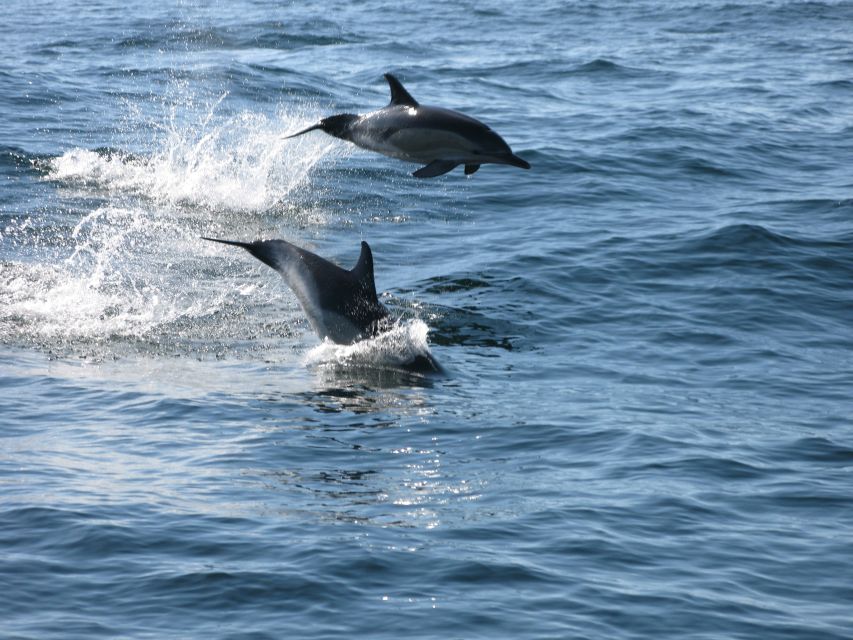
[48,99,343,211]
[1,93,348,354]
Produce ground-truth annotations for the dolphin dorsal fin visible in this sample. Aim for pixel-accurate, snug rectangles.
[352,241,379,297]
[384,73,418,107]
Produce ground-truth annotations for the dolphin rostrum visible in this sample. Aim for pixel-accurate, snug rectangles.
[204,237,390,345]
[284,73,531,178]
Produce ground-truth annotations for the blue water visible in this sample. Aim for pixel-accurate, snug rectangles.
[2,1,853,637]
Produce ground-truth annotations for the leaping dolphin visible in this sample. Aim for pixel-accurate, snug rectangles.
[284,73,531,178]
[203,237,442,372]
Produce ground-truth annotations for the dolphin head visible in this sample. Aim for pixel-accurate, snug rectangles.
[284,113,359,141]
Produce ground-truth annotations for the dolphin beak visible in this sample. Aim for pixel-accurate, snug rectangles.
[283,122,324,139]
[506,154,531,170]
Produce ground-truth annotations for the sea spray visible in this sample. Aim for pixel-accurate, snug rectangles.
[304,319,436,370]
[47,105,344,211]
[3,92,344,351]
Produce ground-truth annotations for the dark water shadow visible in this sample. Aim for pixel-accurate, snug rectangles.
[301,361,442,416]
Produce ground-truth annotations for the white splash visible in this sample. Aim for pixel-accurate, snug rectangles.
[1,90,347,350]
[0,205,224,343]
[47,100,344,212]
[304,319,436,370]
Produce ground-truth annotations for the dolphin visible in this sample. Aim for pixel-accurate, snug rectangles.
[203,237,441,372]
[284,73,531,178]
[204,237,388,344]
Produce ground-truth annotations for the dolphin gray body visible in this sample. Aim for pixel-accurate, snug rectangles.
[285,73,531,178]
[205,237,388,344]
[204,237,441,372]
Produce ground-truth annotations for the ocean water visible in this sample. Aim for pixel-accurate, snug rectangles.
[2,0,853,637]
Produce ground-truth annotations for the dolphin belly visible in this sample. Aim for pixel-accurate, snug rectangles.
[380,128,478,163]
[315,309,366,344]
[349,108,484,163]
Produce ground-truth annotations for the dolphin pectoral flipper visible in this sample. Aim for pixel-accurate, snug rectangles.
[464,164,480,175]
[413,160,458,178]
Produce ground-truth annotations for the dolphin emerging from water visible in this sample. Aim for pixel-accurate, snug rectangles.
[284,73,531,178]
[205,237,389,344]
[203,237,441,371]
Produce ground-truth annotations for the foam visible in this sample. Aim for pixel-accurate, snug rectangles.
[47,99,345,212]
[304,319,436,370]
[0,205,224,343]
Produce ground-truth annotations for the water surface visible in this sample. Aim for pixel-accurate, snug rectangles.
[2,1,853,638]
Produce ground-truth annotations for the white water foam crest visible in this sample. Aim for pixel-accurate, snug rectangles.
[304,319,436,370]
[48,99,345,212]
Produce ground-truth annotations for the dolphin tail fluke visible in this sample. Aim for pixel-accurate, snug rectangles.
[202,237,253,249]
[412,160,458,178]
[202,237,286,272]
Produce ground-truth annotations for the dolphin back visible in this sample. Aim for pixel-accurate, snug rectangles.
[384,73,419,107]
[204,237,389,344]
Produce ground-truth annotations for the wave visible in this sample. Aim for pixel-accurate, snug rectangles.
[688,223,798,251]
[0,146,50,174]
[113,22,361,52]
[684,223,853,255]
[587,224,853,293]
[574,58,628,75]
